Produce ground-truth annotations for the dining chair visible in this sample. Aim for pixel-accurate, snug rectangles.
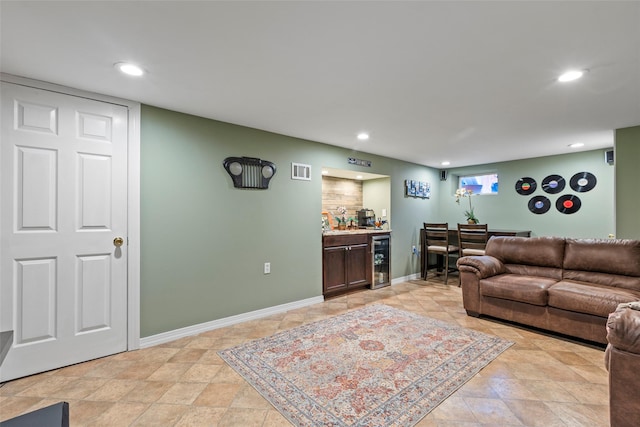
[423,222,459,285]
[457,223,489,256]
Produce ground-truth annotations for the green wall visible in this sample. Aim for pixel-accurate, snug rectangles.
[140,105,439,337]
[141,107,318,336]
[140,104,622,337]
[615,125,640,239]
[363,177,391,226]
[437,150,615,238]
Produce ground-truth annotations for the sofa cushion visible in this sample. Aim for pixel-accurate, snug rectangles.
[564,238,640,278]
[548,281,640,318]
[480,274,558,306]
[563,270,640,292]
[504,265,563,280]
[486,236,565,272]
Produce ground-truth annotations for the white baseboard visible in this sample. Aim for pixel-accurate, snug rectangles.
[391,273,421,285]
[139,274,422,349]
[139,295,325,348]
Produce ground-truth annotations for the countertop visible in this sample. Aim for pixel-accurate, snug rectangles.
[323,229,391,236]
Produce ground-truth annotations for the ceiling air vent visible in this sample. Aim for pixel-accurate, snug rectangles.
[291,163,311,181]
[223,157,276,189]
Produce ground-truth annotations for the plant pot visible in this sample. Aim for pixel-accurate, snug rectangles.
[338,224,347,230]
[467,219,478,224]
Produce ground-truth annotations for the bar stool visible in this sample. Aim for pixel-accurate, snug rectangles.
[423,222,459,285]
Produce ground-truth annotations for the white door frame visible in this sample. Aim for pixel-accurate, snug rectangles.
[1,73,141,351]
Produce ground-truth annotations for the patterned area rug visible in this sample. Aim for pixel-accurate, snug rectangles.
[219,304,513,426]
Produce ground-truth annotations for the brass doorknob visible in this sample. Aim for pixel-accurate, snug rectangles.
[113,237,124,247]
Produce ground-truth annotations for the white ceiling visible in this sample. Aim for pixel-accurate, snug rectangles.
[1,1,639,168]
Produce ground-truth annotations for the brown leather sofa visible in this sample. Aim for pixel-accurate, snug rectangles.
[605,302,640,427]
[457,236,640,344]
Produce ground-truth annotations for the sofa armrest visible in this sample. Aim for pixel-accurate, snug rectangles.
[457,255,506,279]
[606,301,640,354]
[605,302,640,427]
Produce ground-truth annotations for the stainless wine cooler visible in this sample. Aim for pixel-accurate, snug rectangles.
[371,234,391,289]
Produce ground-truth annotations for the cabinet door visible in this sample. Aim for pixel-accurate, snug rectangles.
[346,244,369,287]
[323,246,348,292]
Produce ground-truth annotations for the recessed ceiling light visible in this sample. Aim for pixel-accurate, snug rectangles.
[115,62,145,77]
[441,161,451,166]
[357,132,369,141]
[356,175,363,180]
[569,142,585,148]
[322,170,329,175]
[558,69,585,83]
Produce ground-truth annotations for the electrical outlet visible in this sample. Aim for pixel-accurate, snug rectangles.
[412,245,418,255]
[264,262,271,274]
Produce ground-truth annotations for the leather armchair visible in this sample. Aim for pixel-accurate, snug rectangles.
[605,301,640,427]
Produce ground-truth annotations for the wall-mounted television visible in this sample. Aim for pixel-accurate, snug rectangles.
[459,173,499,195]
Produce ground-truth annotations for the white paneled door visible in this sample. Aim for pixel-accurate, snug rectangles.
[0,82,128,382]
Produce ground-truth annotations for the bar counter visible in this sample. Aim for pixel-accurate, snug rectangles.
[323,228,392,236]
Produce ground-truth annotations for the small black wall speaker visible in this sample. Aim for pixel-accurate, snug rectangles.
[440,170,448,181]
[605,149,614,165]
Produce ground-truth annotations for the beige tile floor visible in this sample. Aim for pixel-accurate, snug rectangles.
[0,279,610,426]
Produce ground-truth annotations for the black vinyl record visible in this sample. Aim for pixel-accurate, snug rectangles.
[556,194,581,214]
[515,177,537,195]
[570,172,597,192]
[528,196,551,214]
[542,174,565,194]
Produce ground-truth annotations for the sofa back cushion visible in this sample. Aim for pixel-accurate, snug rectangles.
[485,236,565,279]
[486,236,565,267]
[563,238,640,290]
[504,264,563,279]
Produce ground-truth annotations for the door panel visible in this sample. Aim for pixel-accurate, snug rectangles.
[15,100,57,134]
[1,82,128,381]
[16,146,57,230]
[77,112,112,142]
[346,244,368,286]
[15,257,56,344]
[76,254,111,334]
[79,154,112,228]
[322,246,348,292]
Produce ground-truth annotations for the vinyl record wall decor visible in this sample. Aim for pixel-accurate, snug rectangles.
[515,177,537,195]
[528,195,551,214]
[570,172,597,192]
[541,175,565,194]
[515,172,596,215]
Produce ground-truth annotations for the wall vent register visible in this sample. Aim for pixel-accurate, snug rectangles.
[223,157,276,189]
[291,162,311,181]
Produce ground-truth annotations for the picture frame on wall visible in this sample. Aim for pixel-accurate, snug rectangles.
[405,179,430,199]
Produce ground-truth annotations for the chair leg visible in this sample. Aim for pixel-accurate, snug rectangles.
[424,252,453,284]
[422,250,428,280]
[424,252,436,281]
[423,251,441,282]
[423,251,435,281]
[444,252,449,285]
